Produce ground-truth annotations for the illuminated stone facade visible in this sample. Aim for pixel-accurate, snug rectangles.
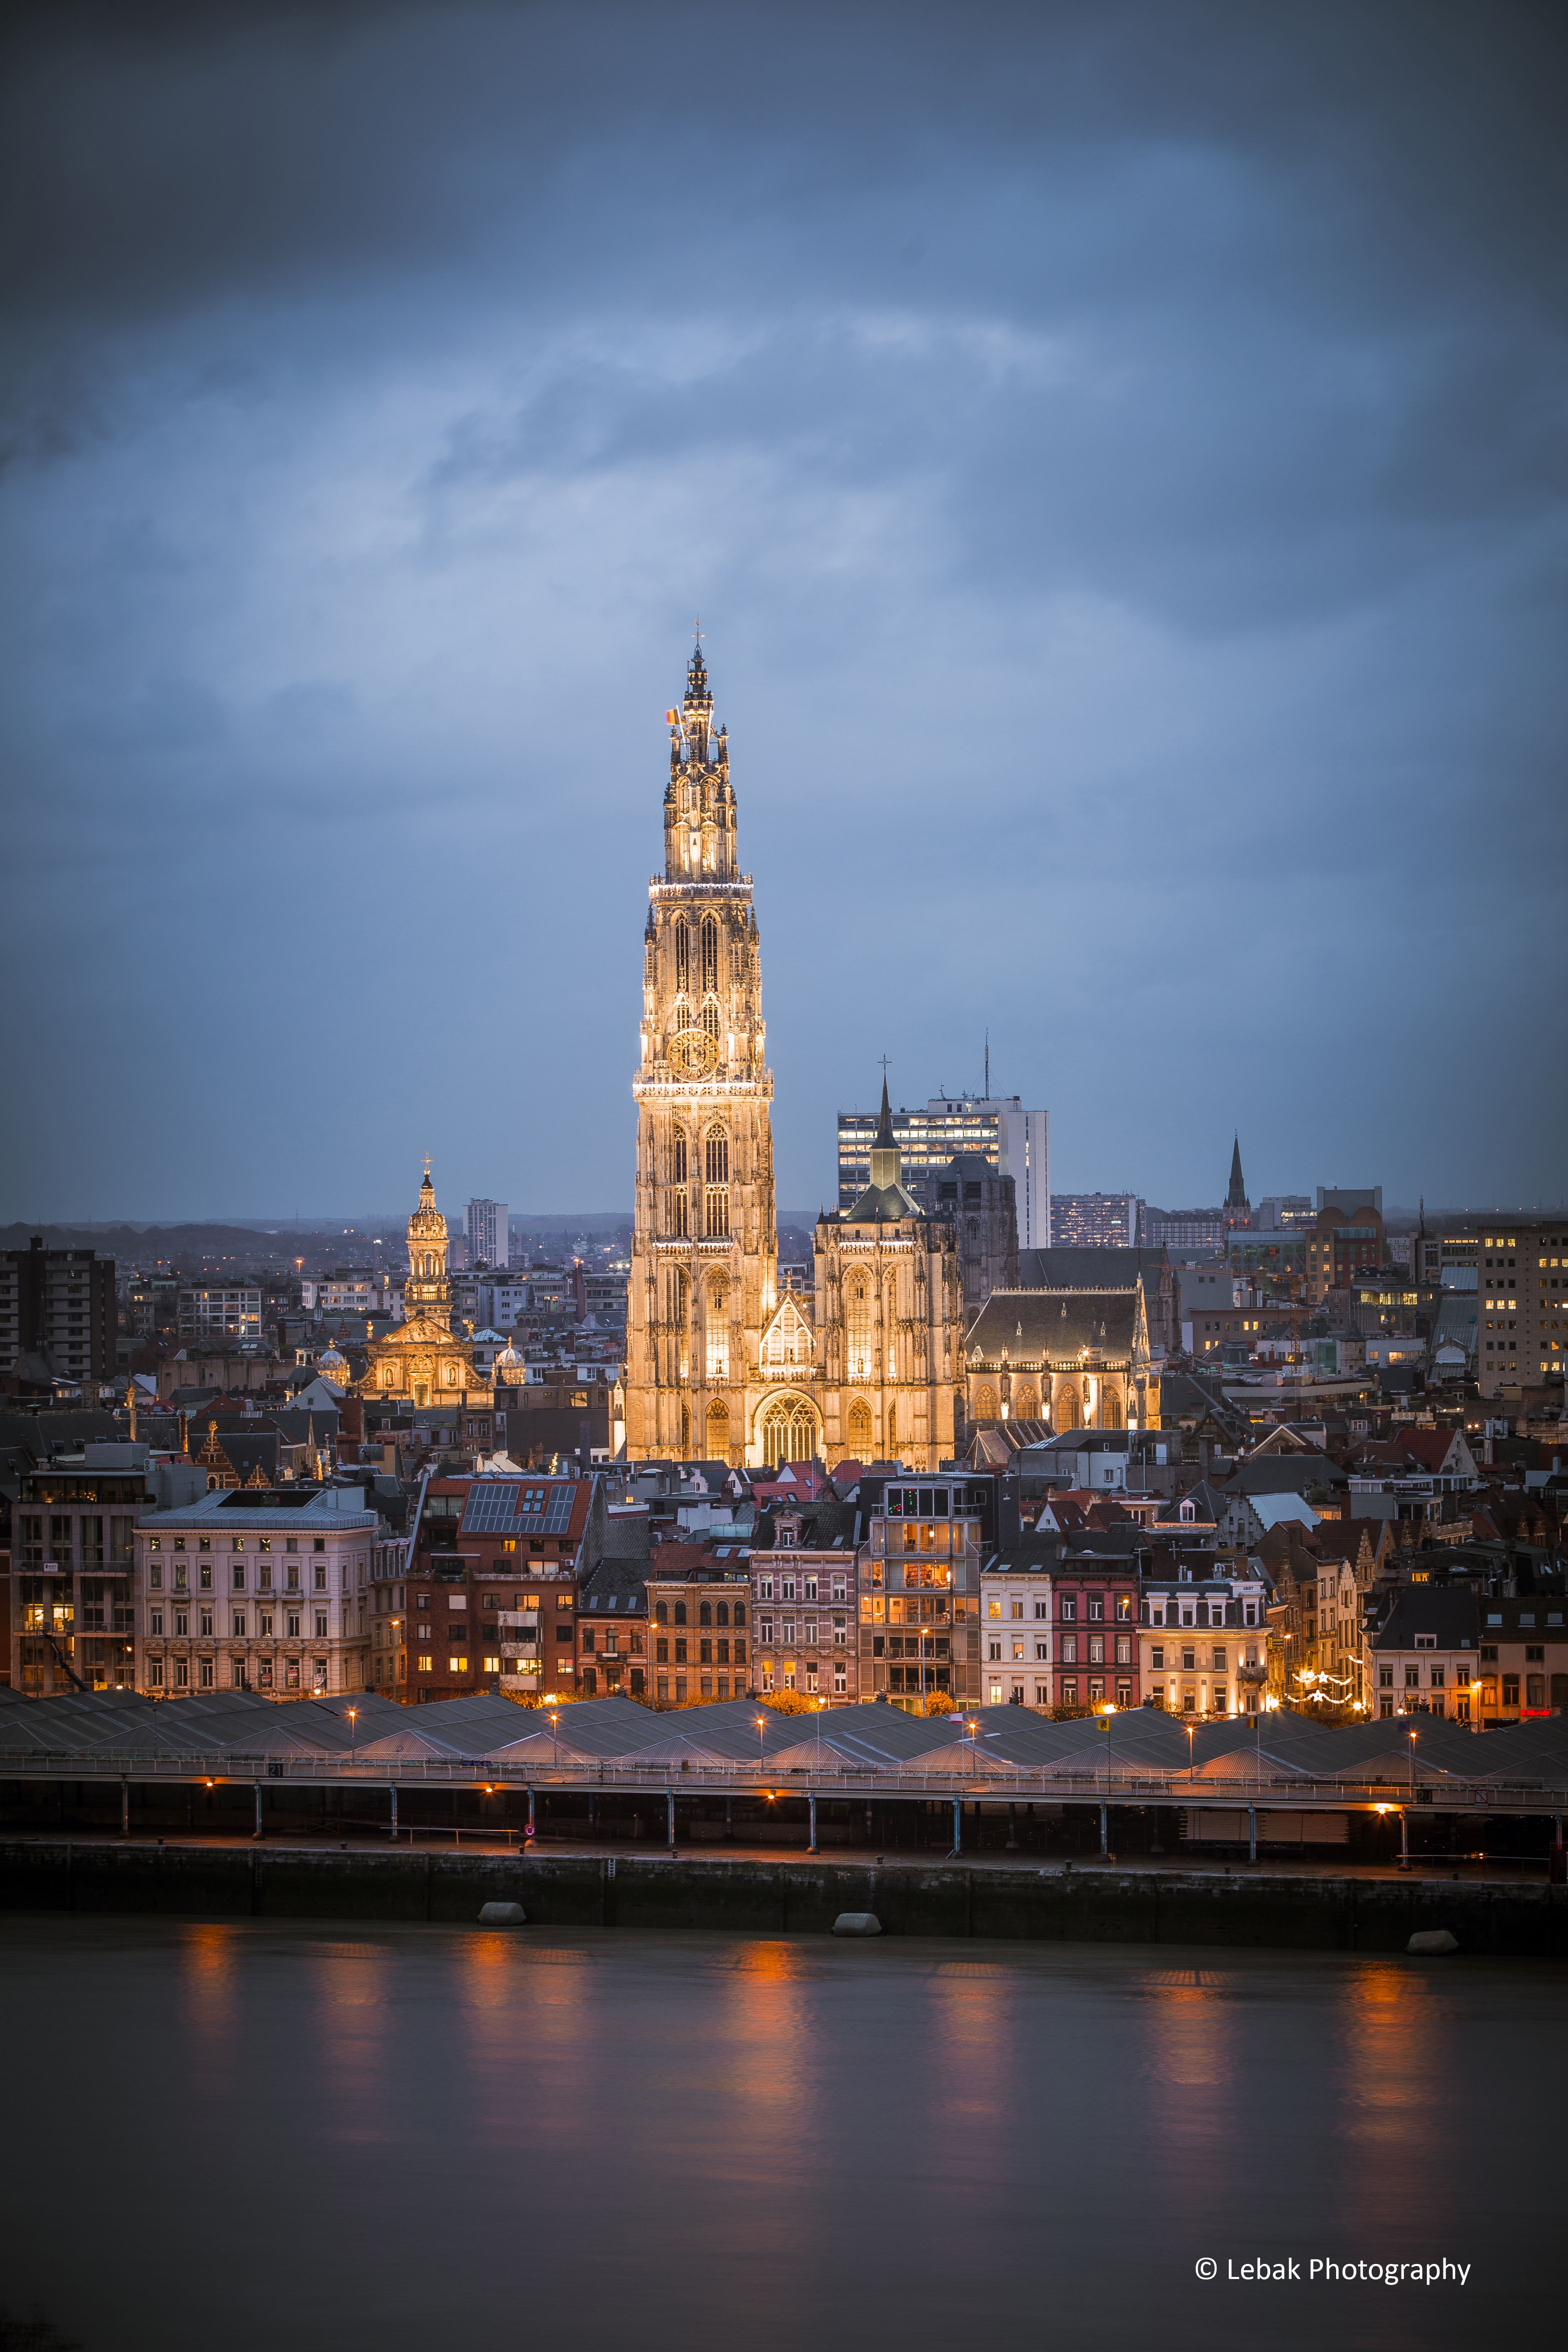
[361,1165,491,1410]
[625,648,962,1470]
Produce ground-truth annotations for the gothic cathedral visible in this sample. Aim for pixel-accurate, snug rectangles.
[625,647,963,1470]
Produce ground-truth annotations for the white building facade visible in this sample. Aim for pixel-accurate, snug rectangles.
[135,1486,382,1698]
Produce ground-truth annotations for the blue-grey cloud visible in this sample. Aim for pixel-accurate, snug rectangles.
[1,0,1565,1224]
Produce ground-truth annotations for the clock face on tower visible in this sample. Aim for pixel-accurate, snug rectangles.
[669,1027,717,1075]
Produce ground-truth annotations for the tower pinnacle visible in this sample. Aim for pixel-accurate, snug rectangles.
[663,642,736,881]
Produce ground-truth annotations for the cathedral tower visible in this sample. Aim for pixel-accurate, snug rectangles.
[626,645,777,1463]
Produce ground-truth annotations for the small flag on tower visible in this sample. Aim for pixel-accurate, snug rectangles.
[666,709,679,724]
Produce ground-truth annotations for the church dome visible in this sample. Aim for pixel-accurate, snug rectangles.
[317,1346,349,1387]
[494,1342,525,1384]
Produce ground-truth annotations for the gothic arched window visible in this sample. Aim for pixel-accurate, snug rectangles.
[847,1399,873,1455]
[1014,1384,1039,1420]
[1056,1384,1082,1431]
[1100,1392,1122,1430]
[762,1396,819,1470]
[702,996,720,1044]
[707,1399,730,1458]
[668,1128,688,1237]
[699,1602,712,1628]
[705,1125,730,1238]
[674,920,691,994]
[847,1278,872,1383]
[975,1384,999,1421]
[700,915,719,994]
[715,1600,729,1627]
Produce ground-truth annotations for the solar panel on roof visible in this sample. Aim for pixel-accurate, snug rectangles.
[461,1480,575,1535]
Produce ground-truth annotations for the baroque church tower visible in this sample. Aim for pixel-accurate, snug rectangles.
[626,644,777,1464]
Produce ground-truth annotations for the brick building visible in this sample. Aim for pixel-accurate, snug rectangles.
[375,1472,596,1702]
[646,1543,751,1705]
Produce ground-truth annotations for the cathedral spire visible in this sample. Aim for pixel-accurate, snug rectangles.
[1226,1134,1248,1210]
[869,1073,902,1192]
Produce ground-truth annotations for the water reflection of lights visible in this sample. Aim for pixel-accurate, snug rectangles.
[1343,1962,1441,2159]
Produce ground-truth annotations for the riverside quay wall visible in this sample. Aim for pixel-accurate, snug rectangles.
[2,1842,1565,1956]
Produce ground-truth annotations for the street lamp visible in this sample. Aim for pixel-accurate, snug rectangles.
[548,1708,560,1768]
[966,1715,979,1780]
[755,1714,766,1773]
[1186,1720,1196,1787]
[347,1706,358,1761]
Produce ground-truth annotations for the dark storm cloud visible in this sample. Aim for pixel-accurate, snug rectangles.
[0,0,1565,1220]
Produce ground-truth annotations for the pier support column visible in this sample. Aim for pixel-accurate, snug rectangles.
[666,1790,676,1854]
[390,1783,398,1839]
[724,1795,733,1841]
[252,1782,263,1842]
[1398,1806,1410,1871]
[1099,1803,1109,1858]
[949,1795,962,1858]
[808,1793,818,1855]
[1006,1801,1018,1851]
[120,1779,130,1838]
[527,1786,536,1841]
[1247,1803,1256,1865]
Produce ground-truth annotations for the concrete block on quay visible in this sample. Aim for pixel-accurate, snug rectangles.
[1407,1929,1460,1955]
[478,1902,528,1925]
[832,1912,882,1936]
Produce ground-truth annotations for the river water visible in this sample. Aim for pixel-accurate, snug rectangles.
[0,1916,1560,2352]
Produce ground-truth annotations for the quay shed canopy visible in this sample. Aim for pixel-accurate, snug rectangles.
[760,1703,967,1774]
[615,1700,803,1771]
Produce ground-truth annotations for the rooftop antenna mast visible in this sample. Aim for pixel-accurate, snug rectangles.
[984,1030,990,1097]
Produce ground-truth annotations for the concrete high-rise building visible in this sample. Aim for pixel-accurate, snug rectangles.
[0,1239,117,1389]
[465,1198,510,1271]
[838,1094,1050,1244]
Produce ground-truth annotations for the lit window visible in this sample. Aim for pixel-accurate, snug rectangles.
[484,1655,501,1673]
[450,1655,468,1673]
[417,1655,433,1673]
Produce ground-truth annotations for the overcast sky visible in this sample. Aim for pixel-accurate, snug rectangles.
[2,0,1565,1224]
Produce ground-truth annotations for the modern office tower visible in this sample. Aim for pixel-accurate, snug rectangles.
[1049,1193,1142,1249]
[837,1094,1050,1244]
[465,1198,510,1271]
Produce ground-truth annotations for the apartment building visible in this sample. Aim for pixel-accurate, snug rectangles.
[135,1485,380,1697]
[1140,1567,1270,1717]
[646,1544,751,1705]
[8,1443,193,1694]
[752,1548,858,1701]
[857,1476,984,1709]
[0,1240,117,1387]
[1476,1217,1568,1397]
[979,1553,1056,1710]
[383,1473,597,1702]
[178,1285,263,1343]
